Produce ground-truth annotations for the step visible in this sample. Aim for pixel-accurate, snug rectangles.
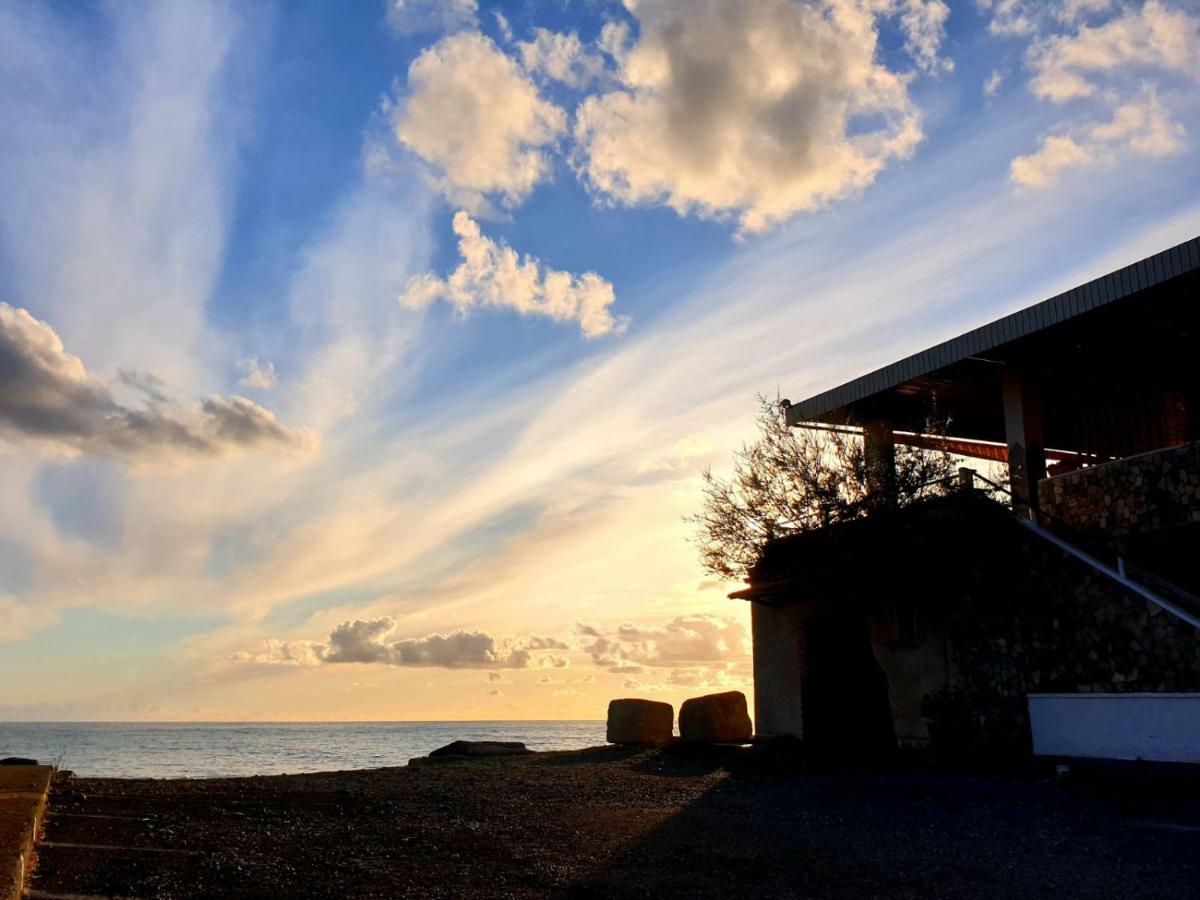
[0,765,53,900]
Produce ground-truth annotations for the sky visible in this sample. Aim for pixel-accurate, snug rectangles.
[1,0,1198,721]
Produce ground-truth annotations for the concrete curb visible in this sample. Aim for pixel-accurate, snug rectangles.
[0,766,53,900]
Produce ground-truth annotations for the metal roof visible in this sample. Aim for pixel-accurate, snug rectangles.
[786,236,1200,427]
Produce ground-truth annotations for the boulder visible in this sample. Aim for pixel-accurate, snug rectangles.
[427,741,530,759]
[606,698,674,746]
[679,691,752,743]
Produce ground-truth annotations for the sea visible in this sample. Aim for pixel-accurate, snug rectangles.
[0,721,606,779]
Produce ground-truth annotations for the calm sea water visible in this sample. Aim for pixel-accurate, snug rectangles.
[0,721,606,779]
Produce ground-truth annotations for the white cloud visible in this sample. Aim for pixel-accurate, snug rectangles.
[400,211,627,337]
[238,358,277,391]
[386,0,477,35]
[255,616,571,669]
[571,0,927,234]
[0,596,58,643]
[1008,2,1199,186]
[1027,0,1200,103]
[393,31,566,212]
[578,614,749,670]
[984,69,1005,96]
[897,0,953,75]
[0,302,313,461]
[517,28,608,88]
[977,0,1113,37]
[636,434,713,475]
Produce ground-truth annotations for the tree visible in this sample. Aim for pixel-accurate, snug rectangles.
[689,394,957,580]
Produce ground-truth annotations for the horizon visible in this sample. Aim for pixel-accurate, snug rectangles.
[3,0,1200,722]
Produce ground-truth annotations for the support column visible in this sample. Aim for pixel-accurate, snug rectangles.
[1002,368,1046,520]
[863,420,897,508]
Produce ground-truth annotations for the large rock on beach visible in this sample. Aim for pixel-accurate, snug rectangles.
[427,741,530,759]
[679,691,752,743]
[606,698,674,746]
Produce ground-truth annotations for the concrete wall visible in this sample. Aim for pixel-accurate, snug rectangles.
[1028,693,1200,763]
[868,604,951,747]
[751,602,807,737]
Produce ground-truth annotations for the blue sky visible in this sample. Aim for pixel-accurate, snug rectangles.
[1,0,1198,720]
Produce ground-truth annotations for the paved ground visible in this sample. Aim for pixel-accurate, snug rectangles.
[25,747,1200,899]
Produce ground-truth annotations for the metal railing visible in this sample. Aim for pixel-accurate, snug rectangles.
[960,469,1200,631]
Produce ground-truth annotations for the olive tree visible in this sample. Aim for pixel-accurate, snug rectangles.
[689,394,957,580]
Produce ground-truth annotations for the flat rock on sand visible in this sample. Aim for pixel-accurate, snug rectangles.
[416,741,531,763]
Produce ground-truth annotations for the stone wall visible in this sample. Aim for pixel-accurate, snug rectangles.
[1040,441,1200,536]
[943,525,1200,754]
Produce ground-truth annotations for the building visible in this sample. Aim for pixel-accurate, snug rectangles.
[735,236,1200,762]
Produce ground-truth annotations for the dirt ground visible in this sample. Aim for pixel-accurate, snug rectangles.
[27,746,1200,899]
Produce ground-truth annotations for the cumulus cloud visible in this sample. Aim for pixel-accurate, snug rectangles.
[518,29,608,88]
[386,0,477,35]
[977,0,1113,37]
[578,615,749,671]
[393,31,566,212]
[897,0,953,75]
[1026,1,1199,103]
[400,211,627,337]
[984,69,1005,97]
[1011,91,1184,186]
[0,302,312,461]
[572,0,929,234]
[1008,1,1198,185]
[254,617,571,669]
[238,358,277,391]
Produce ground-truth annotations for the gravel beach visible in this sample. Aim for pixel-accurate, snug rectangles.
[28,745,1200,899]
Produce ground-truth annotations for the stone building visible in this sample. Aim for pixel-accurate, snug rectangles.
[737,236,1200,761]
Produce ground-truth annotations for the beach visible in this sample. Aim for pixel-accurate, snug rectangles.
[27,745,1200,899]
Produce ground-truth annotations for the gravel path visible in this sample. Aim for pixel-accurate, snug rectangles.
[27,746,1200,899]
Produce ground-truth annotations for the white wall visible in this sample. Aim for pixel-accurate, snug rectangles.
[1028,693,1200,764]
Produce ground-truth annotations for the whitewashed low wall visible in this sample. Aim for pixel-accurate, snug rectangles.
[1028,693,1200,764]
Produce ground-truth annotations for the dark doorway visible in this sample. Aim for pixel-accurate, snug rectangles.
[802,612,896,761]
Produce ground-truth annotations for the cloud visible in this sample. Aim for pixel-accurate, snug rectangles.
[255,617,571,669]
[393,31,566,212]
[1026,0,1199,104]
[386,0,477,35]
[517,29,608,88]
[977,0,1113,37]
[984,69,1005,97]
[571,0,927,234]
[897,0,953,75]
[238,358,277,391]
[578,615,749,670]
[400,211,627,337]
[636,434,713,476]
[0,596,59,643]
[1008,2,1198,185]
[0,302,312,461]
